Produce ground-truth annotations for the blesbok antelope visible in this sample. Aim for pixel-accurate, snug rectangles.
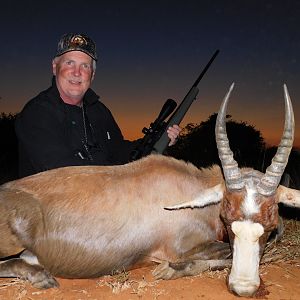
[0,84,299,297]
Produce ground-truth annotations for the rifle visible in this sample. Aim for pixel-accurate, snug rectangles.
[130,49,220,161]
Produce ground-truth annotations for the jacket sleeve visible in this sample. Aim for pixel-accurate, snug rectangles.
[15,102,90,177]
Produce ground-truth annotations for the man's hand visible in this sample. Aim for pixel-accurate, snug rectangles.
[167,125,181,146]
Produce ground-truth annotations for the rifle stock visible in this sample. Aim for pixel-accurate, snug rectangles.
[151,86,199,153]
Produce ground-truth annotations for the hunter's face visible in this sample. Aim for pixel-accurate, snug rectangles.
[52,51,95,105]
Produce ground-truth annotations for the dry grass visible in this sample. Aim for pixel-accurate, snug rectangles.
[262,218,300,264]
[0,278,28,300]
[96,269,160,297]
[0,278,25,290]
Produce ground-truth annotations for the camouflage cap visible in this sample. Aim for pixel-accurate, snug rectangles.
[55,33,97,61]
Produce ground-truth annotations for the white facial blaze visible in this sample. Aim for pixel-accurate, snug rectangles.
[229,221,264,296]
[241,180,260,217]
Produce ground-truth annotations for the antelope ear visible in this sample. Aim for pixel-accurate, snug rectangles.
[165,184,224,210]
[277,185,300,208]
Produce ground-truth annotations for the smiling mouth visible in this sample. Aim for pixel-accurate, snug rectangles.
[69,80,82,85]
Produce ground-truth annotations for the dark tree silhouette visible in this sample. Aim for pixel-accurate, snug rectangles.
[167,113,266,170]
[0,113,18,184]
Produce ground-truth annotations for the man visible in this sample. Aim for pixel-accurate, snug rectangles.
[15,33,181,178]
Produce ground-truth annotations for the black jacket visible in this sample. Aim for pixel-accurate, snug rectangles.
[15,79,137,178]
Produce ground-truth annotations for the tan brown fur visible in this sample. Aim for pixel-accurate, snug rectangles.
[0,155,226,279]
[1,154,299,294]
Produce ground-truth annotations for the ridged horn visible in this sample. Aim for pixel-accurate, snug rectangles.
[257,84,294,196]
[215,83,244,190]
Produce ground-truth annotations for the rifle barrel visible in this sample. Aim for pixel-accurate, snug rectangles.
[151,49,220,154]
[192,49,220,88]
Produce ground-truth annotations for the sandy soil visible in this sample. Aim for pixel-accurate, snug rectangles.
[0,261,299,300]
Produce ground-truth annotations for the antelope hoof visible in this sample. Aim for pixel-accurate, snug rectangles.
[29,270,59,289]
[152,261,176,280]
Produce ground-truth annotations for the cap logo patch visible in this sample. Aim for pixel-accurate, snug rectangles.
[69,35,87,47]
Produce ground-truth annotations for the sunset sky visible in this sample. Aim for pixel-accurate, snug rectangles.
[1,1,300,148]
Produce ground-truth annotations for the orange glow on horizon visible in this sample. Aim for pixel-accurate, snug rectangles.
[1,91,300,150]
[120,121,300,149]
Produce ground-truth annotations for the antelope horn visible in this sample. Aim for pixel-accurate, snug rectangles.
[257,84,294,196]
[215,83,244,190]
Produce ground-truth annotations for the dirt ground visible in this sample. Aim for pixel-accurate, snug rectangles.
[0,262,300,300]
[0,218,299,300]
